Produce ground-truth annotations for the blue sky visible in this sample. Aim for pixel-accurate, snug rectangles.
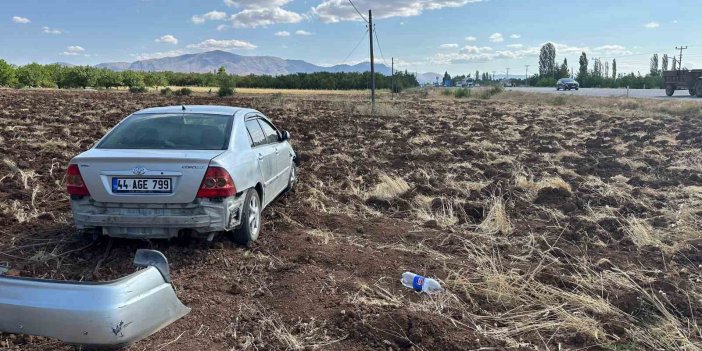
[2,0,701,76]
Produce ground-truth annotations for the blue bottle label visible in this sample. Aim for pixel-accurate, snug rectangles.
[412,275,425,291]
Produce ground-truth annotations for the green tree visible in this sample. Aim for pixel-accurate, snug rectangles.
[15,63,53,87]
[58,66,96,88]
[95,69,121,89]
[661,54,669,71]
[121,70,144,88]
[442,71,451,84]
[577,52,588,81]
[0,59,16,86]
[143,72,168,87]
[538,43,556,77]
[475,70,479,82]
[558,58,569,78]
[650,54,659,75]
[217,66,235,97]
[612,59,617,79]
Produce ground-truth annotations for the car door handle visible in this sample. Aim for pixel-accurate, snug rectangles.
[258,153,264,161]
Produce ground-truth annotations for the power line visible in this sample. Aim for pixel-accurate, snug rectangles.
[340,28,369,64]
[373,28,389,67]
[348,0,368,23]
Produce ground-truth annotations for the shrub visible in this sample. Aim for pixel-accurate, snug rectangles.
[174,87,192,96]
[160,87,173,96]
[479,85,504,99]
[552,95,568,106]
[218,86,234,97]
[441,88,453,96]
[454,88,471,98]
[128,85,147,93]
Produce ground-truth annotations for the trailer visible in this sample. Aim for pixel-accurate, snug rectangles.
[663,69,702,97]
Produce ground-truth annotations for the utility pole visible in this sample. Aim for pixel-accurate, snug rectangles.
[368,9,375,113]
[492,71,496,81]
[391,57,394,100]
[506,67,510,80]
[524,65,529,85]
[675,45,687,70]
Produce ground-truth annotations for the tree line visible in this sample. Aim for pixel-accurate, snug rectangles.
[527,43,669,89]
[0,59,419,91]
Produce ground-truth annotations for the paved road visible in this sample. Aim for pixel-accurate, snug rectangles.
[507,87,702,101]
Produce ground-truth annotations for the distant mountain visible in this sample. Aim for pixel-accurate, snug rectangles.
[94,50,393,76]
[95,62,131,71]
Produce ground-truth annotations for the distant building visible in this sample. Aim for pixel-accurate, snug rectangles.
[455,78,475,88]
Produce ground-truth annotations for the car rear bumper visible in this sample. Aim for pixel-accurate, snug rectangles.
[0,250,190,347]
[70,195,245,239]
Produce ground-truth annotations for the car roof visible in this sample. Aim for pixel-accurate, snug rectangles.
[134,105,258,116]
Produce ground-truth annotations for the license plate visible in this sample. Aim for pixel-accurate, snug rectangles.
[112,178,172,193]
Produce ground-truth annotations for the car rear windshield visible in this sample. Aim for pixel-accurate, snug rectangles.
[97,113,233,150]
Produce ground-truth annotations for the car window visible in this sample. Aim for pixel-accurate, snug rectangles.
[97,113,232,150]
[245,119,266,147]
[257,119,280,144]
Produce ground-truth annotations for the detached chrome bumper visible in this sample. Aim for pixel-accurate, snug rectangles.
[0,250,190,347]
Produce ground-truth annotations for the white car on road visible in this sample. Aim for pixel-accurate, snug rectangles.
[66,105,297,244]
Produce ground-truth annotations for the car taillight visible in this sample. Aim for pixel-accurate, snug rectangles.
[66,164,90,196]
[197,166,236,198]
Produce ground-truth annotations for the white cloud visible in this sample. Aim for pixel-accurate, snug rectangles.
[506,43,523,48]
[460,45,492,54]
[645,21,659,29]
[192,10,228,24]
[275,31,291,36]
[155,34,178,45]
[509,33,521,39]
[61,45,86,56]
[295,29,312,35]
[217,24,229,31]
[42,26,62,34]
[430,45,539,64]
[593,44,632,56]
[313,0,482,23]
[464,36,476,41]
[131,50,186,61]
[186,38,257,50]
[224,0,291,8]
[672,19,678,24]
[12,16,30,24]
[230,7,303,28]
[439,43,458,49]
[488,33,503,42]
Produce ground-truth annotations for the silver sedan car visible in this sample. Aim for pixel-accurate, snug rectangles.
[66,105,297,244]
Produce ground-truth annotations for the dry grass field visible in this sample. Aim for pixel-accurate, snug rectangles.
[0,87,701,350]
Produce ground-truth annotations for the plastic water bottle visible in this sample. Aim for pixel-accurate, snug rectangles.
[401,272,443,294]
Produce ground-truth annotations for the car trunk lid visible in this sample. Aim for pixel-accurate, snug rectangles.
[72,149,224,204]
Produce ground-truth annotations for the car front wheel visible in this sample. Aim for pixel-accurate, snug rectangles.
[232,188,261,245]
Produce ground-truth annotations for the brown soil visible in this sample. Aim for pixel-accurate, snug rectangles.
[0,88,701,350]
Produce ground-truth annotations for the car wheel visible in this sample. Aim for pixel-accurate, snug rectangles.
[232,189,261,245]
[556,87,560,91]
[690,89,696,96]
[284,161,298,193]
[575,87,579,90]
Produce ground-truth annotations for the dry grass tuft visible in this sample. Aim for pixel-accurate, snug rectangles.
[368,173,410,200]
[478,196,512,235]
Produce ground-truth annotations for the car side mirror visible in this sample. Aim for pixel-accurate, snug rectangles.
[280,130,290,141]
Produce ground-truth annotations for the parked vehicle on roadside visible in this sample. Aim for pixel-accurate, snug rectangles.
[66,105,298,244]
[556,78,579,91]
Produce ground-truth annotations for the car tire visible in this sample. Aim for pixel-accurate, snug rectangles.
[232,189,261,245]
[575,87,579,90]
[284,161,298,193]
[556,87,560,91]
